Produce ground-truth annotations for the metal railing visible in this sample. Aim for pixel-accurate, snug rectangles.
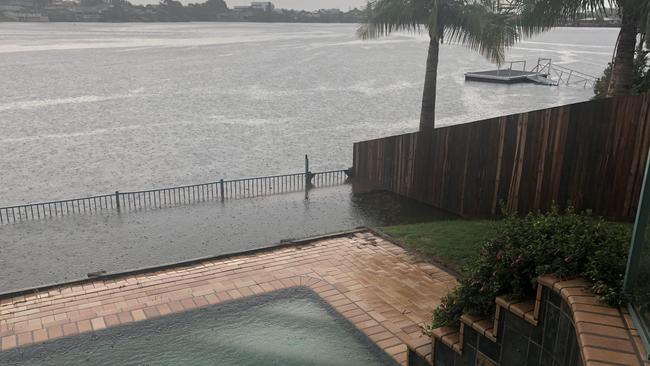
[496,60,527,77]
[0,158,351,225]
[530,58,598,88]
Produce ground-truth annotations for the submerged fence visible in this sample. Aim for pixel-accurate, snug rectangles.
[0,165,350,225]
[353,93,650,220]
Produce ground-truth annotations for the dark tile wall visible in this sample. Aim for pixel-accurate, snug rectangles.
[409,349,433,366]
[412,288,584,366]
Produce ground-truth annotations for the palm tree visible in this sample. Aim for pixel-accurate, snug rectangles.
[606,0,649,96]
[509,0,648,97]
[358,0,606,131]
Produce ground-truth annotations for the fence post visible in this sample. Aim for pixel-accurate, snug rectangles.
[304,155,309,200]
[115,191,120,212]
[220,179,225,202]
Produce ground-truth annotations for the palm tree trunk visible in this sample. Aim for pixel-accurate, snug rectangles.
[606,6,638,97]
[419,37,439,132]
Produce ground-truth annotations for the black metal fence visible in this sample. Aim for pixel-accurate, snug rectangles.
[0,168,350,225]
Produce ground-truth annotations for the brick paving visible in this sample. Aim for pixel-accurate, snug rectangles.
[0,231,457,365]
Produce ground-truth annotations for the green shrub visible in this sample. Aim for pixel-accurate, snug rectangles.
[432,207,630,328]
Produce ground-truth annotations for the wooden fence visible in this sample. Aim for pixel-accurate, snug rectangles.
[353,93,650,220]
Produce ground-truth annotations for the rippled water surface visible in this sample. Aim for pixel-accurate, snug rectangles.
[0,23,618,204]
[0,287,399,366]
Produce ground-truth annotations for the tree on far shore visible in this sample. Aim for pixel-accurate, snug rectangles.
[158,0,187,21]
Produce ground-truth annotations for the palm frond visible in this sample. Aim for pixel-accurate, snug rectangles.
[641,1,650,49]
[509,0,612,38]
[357,0,436,40]
[442,2,520,64]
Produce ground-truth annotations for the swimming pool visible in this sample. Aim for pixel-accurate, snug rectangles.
[0,287,399,365]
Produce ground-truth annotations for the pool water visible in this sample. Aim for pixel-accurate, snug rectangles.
[0,287,399,366]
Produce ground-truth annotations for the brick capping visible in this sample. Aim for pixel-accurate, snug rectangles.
[424,275,650,366]
[0,231,459,366]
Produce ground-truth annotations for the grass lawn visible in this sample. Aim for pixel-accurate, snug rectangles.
[380,220,500,274]
[380,219,632,275]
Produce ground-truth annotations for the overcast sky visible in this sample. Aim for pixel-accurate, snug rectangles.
[129,0,368,11]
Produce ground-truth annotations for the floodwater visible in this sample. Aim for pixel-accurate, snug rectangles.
[0,287,399,365]
[0,23,618,204]
[0,184,453,292]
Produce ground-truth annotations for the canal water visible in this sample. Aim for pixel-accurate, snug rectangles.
[0,23,618,203]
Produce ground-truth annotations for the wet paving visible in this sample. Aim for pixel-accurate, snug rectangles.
[0,184,454,293]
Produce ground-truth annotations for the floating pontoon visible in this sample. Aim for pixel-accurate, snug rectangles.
[465,58,597,88]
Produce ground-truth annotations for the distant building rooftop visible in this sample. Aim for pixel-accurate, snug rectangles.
[232,1,273,12]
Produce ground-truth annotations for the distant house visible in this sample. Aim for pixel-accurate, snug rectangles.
[250,1,273,11]
[0,0,48,21]
[319,8,342,15]
[41,0,111,21]
[0,0,35,10]
[232,1,274,12]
